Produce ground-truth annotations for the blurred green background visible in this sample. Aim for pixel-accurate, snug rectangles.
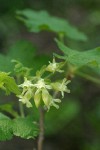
[0,0,100,150]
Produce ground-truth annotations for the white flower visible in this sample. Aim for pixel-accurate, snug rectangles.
[59,78,70,97]
[19,97,32,108]
[48,98,61,110]
[18,88,33,107]
[19,77,34,88]
[18,78,33,108]
[33,78,51,92]
[46,58,64,73]
[51,78,70,97]
[33,78,52,108]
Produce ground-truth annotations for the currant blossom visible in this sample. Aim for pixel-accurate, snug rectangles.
[51,78,70,97]
[46,58,64,73]
[19,77,34,88]
[48,98,61,110]
[18,94,32,108]
[17,77,34,107]
[33,78,52,108]
[33,78,51,92]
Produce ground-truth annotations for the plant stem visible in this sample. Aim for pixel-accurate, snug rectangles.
[58,33,64,44]
[45,73,53,79]
[19,102,25,117]
[17,75,25,117]
[38,107,44,150]
[76,71,100,85]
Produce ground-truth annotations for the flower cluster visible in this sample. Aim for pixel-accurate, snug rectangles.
[18,77,34,108]
[17,58,70,110]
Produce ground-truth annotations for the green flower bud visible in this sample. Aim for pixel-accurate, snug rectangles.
[34,91,41,108]
[25,100,32,108]
[42,89,51,107]
[25,88,33,100]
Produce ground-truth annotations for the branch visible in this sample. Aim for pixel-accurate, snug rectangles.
[38,107,44,150]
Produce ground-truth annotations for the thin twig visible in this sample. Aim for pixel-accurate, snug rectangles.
[38,107,44,150]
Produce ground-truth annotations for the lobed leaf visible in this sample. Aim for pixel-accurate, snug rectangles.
[0,72,20,95]
[13,116,39,139]
[16,9,87,41]
[56,40,100,69]
[0,113,13,141]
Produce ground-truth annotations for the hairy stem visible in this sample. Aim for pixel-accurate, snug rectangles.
[38,107,44,150]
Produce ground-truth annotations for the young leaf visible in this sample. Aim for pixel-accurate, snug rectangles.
[16,9,87,41]
[0,113,13,141]
[0,72,20,95]
[56,40,100,69]
[13,116,39,139]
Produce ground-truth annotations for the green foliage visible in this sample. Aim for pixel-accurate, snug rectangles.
[88,101,100,133]
[0,40,36,72]
[89,11,100,26]
[30,100,80,136]
[13,116,39,139]
[8,40,36,68]
[0,104,19,117]
[0,5,100,149]
[45,100,80,135]
[83,140,100,150]
[16,9,87,41]
[0,72,20,95]
[0,113,39,141]
[0,54,13,72]
[0,113,13,141]
[12,59,32,78]
[56,40,100,69]
[0,40,49,74]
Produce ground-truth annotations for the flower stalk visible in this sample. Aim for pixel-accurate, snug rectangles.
[38,107,45,150]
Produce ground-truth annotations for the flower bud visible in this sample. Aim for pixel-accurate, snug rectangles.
[42,89,51,107]
[34,91,41,108]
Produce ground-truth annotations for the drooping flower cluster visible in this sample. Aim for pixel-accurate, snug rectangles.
[17,58,70,110]
[18,77,34,108]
